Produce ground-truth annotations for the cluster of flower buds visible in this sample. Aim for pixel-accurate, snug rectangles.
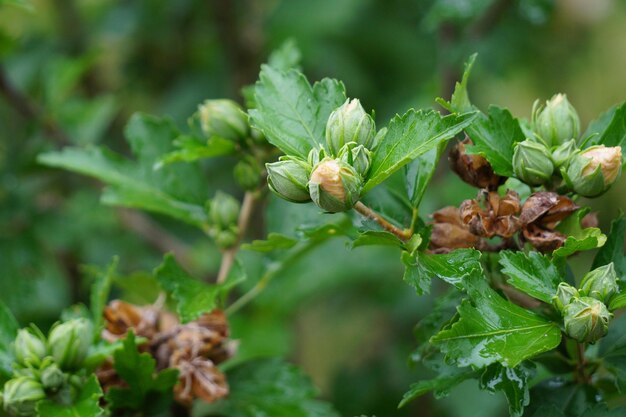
[266,99,378,212]
[1,319,93,416]
[97,300,234,407]
[508,94,624,196]
[206,192,240,249]
[552,263,619,343]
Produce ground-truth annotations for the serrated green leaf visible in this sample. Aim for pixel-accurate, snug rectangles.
[431,273,562,368]
[241,233,299,252]
[592,214,626,280]
[267,39,302,71]
[352,230,404,249]
[480,363,533,417]
[38,375,103,417]
[0,301,18,382]
[553,209,606,258]
[249,65,345,158]
[398,366,476,408]
[106,332,178,413]
[499,251,561,303]
[585,102,626,153]
[88,257,118,337]
[154,254,244,323]
[203,358,340,417]
[413,248,482,292]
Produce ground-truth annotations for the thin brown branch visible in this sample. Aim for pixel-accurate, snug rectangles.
[354,201,413,242]
[216,191,257,283]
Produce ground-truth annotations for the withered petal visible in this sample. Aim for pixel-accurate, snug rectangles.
[519,192,561,225]
[522,224,566,253]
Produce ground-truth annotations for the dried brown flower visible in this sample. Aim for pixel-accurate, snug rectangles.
[429,206,482,253]
[459,190,521,238]
[449,137,504,189]
[172,355,229,406]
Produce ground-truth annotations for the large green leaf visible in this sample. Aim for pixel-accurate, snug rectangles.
[203,358,340,417]
[154,254,244,323]
[592,214,626,280]
[398,366,476,408]
[38,114,209,227]
[431,273,562,368]
[404,145,443,207]
[479,363,533,417]
[37,375,103,417]
[0,301,18,382]
[584,102,626,153]
[364,109,476,193]
[499,251,561,304]
[249,65,346,158]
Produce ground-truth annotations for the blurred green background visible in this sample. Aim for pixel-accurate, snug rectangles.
[1,1,625,416]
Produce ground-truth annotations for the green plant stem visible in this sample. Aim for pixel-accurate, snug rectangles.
[216,191,258,283]
[576,342,589,384]
[354,201,413,241]
[226,239,322,315]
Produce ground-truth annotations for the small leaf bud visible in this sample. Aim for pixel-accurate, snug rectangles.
[234,159,261,191]
[13,328,47,367]
[40,363,66,391]
[532,94,580,146]
[266,158,312,203]
[552,282,579,313]
[579,263,619,303]
[337,143,371,178]
[563,296,612,343]
[512,139,554,185]
[47,318,93,371]
[325,99,376,156]
[209,192,240,228]
[198,99,249,142]
[309,158,362,212]
[2,377,46,416]
[564,145,622,197]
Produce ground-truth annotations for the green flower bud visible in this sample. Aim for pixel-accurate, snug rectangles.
[532,94,580,146]
[40,363,66,391]
[512,139,554,185]
[214,227,238,249]
[563,145,622,197]
[48,319,93,371]
[309,158,362,212]
[2,377,46,416]
[563,296,612,343]
[13,328,47,367]
[325,99,376,156]
[551,139,578,168]
[337,143,371,178]
[234,159,261,191]
[198,99,249,142]
[209,192,240,228]
[579,263,619,303]
[266,158,312,203]
[552,282,579,313]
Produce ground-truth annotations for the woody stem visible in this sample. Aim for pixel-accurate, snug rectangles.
[353,201,412,241]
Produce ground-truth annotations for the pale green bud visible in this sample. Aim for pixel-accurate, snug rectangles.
[40,363,66,391]
[337,143,371,178]
[512,139,554,185]
[563,296,611,343]
[309,158,362,212]
[266,158,312,203]
[215,228,238,249]
[209,192,240,228]
[579,263,619,303]
[552,282,579,313]
[551,139,578,168]
[13,328,47,367]
[563,145,622,197]
[2,377,46,416]
[325,99,376,155]
[198,99,249,142]
[48,319,93,371]
[234,159,261,191]
[532,94,580,146]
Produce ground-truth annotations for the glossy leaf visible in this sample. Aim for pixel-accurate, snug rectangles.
[363,109,476,193]
[499,251,561,303]
[592,214,626,280]
[38,375,103,417]
[398,365,476,408]
[249,65,346,158]
[553,209,606,258]
[431,273,562,368]
[405,248,482,294]
[480,363,534,417]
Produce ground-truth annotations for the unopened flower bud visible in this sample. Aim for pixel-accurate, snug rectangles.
[198,99,249,142]
[234,159,261,191]
[40,363,66,391]
[551,139,578,168]
[338,143,371,178]
[579,263,619,303]
[13,328,47,367]
[214,228,238,249]
[309,158,362,212]
[266,158,311,203]
[563,296,611,343]
[208,192,240,228]
[325,99,376,155]
[532,94,580,146]
[564,145,622,197]
[552,282,579,313]
[512,139,554,185]
[2,377,46,416]
[48,319,93,371]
